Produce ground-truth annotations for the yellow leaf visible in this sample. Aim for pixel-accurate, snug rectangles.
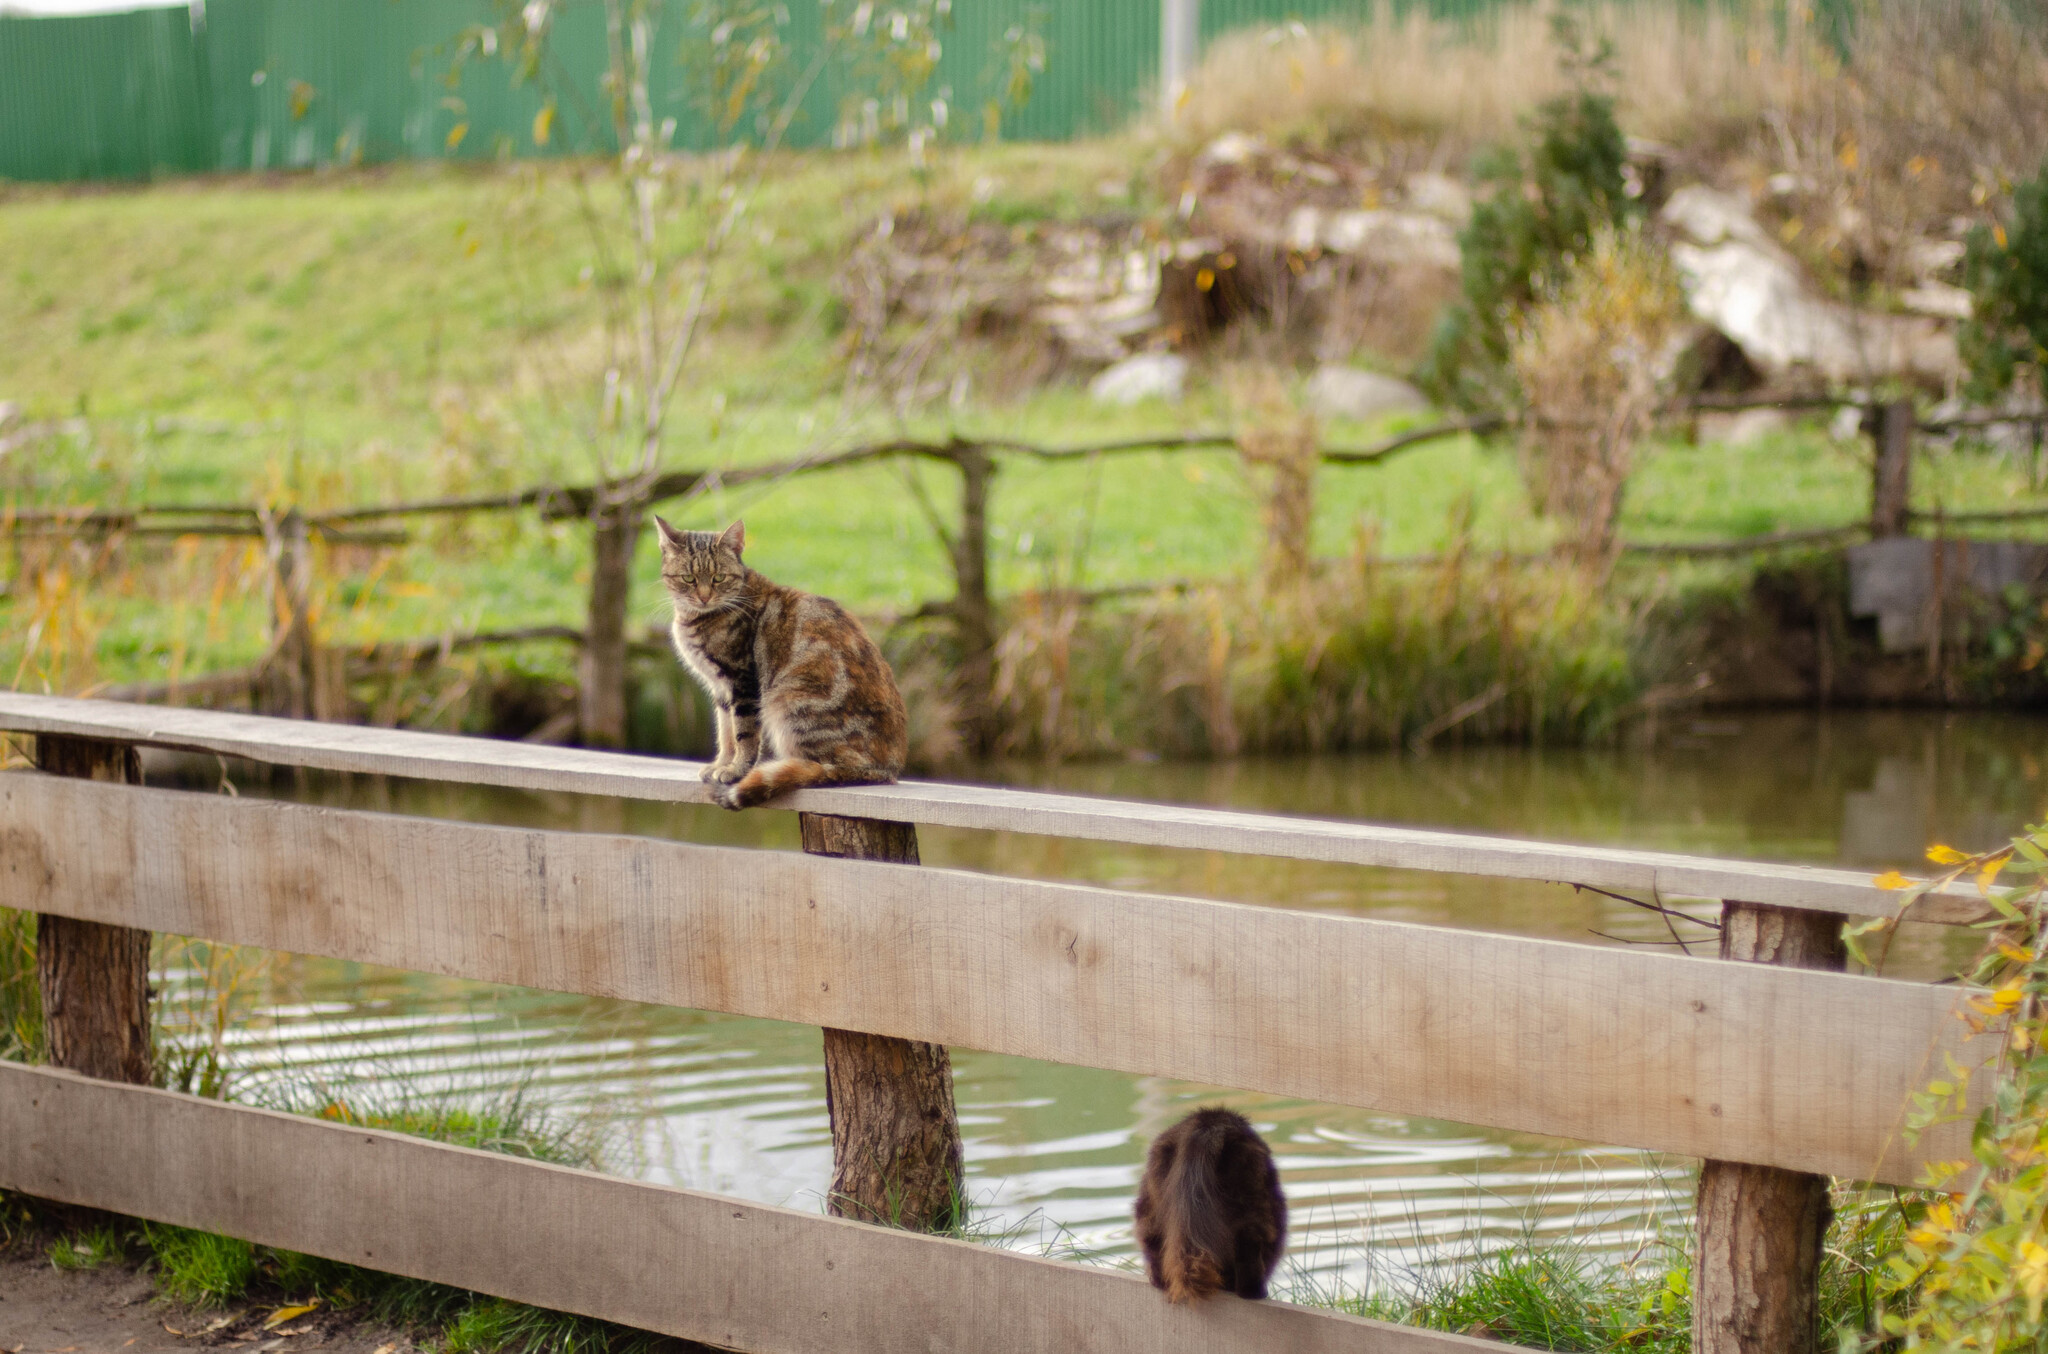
[1996,223,2010,249]
[532,103,555,147]
[1990,984,2025,1014]
[264,1302,318,1329]
[1998,941,2035,964]
[1979,856,2008,894]
[1873,870,1912,890]
[1837,138,1859,170]
[1927,844,1968,865]
[446,121,469,152]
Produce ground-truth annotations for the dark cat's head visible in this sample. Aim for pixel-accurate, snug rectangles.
[655,518,750,617]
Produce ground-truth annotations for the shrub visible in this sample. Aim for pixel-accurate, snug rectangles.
[1962,161,2048,402]
[1510,223,1687,562]
[1417,82,1632,411]
[1850,822,2048,1349]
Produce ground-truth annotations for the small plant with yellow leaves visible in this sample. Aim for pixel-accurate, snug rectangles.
[1846,822,2048,1350]
[1508,223,1686,565]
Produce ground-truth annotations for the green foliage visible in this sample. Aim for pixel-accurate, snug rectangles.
[1962,161,2048,401]
[443,1297,667,1354]
[48,1221,126,1271]
[992,548,1641,761]
[1417,87,1632,410]
[1849,822,2048,1349]
[0,907,43,1064]
[144,1223,260,1306]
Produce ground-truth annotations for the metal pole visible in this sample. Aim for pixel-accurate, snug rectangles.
[1161,0,1199,117]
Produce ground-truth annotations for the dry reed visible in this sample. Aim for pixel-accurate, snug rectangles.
[1511,224,1687,564]
[989,538,1638,761]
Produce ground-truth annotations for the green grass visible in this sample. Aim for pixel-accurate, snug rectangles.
[4,148,2043,701]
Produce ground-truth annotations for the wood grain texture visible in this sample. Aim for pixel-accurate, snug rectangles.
[798,812,966,1232]
[0,1063,1487,1354]
[0,774,1986,1184]
[0,693,1976,922]
[1693,904,1848,1354]
[33,734,154,1085]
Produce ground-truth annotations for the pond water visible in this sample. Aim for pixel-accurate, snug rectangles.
[158,709,2048,1295]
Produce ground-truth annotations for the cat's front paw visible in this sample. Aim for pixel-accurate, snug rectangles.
[699,763,728,784]
[711,783,745,811]
[708,763,748,785]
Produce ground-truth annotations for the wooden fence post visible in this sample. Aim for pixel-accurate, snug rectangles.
[797,812,964,1230]
[33,736,153,1084]
[948,447,997,757]
[580,494,640,749]
[1692,901,1845,1354]
[1870,400,1914,538]
[259,507,315,719]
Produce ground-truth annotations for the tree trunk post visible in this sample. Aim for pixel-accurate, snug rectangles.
[948,447,997,757]
[1692,901,1845,1354]
[33,736,154,1085]
[797,812,964,1231]
[581,496,641,749]
[1870,400,1914,539]
[259,508,316,719]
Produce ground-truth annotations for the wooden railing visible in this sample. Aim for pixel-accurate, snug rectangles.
[0,692,1991,1354]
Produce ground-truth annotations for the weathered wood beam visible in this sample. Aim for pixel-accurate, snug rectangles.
[0,1063,1488,1354]
[0,774,1988,1184]
[0,694,1979,924]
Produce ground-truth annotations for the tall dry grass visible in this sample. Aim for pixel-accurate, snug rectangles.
[1230,370,1321,591]
[990,537,1639,761]
[1511,224,1687,563]
[1166,1,2048,288]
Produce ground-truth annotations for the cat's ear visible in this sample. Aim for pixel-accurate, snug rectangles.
[718,519,745,557]
[653,516,686,550]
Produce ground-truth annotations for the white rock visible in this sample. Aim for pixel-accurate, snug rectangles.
[1901,282,1972,321]
[1280,205,1460,271]
[1305,367,1428,423]
[1198,131,1265,167]
[1404,172,1473,225]
[1089,352,1188,406]
[1661,185,1960,385]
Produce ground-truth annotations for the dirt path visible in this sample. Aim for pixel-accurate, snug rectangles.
[0,1251,415,1354]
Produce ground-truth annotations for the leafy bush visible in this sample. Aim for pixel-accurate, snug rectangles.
[1850,822,2048,1348]
[1417,85,1633,410]
[1962,161,2048,401]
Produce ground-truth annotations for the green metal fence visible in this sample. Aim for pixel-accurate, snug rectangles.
[1,0,1531,182]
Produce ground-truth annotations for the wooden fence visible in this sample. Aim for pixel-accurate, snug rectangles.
[0,690,1993,1354]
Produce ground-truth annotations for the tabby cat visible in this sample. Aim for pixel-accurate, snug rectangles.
[655,518,908,810]
[1134,1107,1288,1303]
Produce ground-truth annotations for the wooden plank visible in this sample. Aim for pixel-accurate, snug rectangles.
[0,774,1986,1184]
[0,1063,1484,1354]
[0,693,1975,922]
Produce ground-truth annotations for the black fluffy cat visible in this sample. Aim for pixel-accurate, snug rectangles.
[1133,1108,1288,1303]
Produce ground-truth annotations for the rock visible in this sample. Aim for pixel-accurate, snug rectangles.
[1089,352,1188,406]
[1901,282,1972,320]
[1660,185,1960,386]
[1698,408,1789,447]
[1281,205,1460,271]
[1305,366,1427,422]
[1902,237,1967,279]
[1404,172,1472,225]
